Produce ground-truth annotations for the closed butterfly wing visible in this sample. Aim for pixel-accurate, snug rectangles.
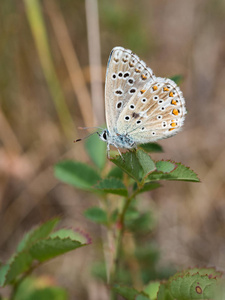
[105,47,155,135]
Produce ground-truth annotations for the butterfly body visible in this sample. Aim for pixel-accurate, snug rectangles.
[99,46,186,157]
[99,129,135,150]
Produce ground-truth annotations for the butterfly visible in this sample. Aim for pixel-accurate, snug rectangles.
[76,47,186,158]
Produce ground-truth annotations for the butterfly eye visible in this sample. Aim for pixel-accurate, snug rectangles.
[118,72,123,78]
[112,73,117,80]
[128,78,134,85]
[116,101,123,109]
[124,115,130,121]
[102,131,107,140]
[153,96,159,101]
[129,88,136,94]
[141,98,147,103]
[129,104,135,110]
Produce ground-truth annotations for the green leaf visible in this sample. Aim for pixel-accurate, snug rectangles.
[157,283,173,300]
[155,161,176,173]
[111,151,143,182]
[170,74,184,85]
[148,163,200,182]
[136,182,161,195]
[139,143,163,153]
[125,207,140,222]
[0,264,10,287]
[29,237,84,262]
[144,281,161,300]
[94,177,128,196]
[5,252,33,285]
[85,132,106,170]
[113,284,139,300]
[23,287,68,300]
[171,267,222,280]
[54,160,101,190]
[50,228,91,244]
[128,211,156,233]
[135,294,150,300]
[14,276,68,300]
[136,149,156,179]
[107,166,124,180]
[17,218,60,252]
[84,207,108,225]
[168,272,219,300]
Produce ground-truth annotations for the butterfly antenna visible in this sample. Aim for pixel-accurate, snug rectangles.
[78,126,104,130]
[74,131,99,143]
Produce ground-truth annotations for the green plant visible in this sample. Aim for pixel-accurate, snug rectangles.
[1,134,224,299]
[54,134,225,299]
[0,218,91,300]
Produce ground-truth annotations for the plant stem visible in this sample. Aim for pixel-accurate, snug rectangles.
[109,187,140,300]
[9,262,41,300]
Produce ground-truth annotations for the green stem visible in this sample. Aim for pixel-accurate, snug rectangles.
[9,262,41,300]
[109,186,141,300]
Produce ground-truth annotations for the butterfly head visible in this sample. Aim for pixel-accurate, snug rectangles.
[98,129,109,143]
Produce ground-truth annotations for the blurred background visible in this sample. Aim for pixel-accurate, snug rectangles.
[0,0,225,299]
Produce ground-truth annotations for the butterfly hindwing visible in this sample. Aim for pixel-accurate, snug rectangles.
[116,77,186,144]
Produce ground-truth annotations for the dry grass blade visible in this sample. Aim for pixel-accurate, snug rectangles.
[23,0,75,138]
[45,0,94,128]
[85,0,104,125]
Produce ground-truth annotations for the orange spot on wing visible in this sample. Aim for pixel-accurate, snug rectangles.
[171,99,177,105]
[163,87,170,91]
[169,128,175,131]
[171,122,176,127]
[140,89,146,94]
[169,91,174,97]
[172,109,179,115]
[153,85,158,91]
[141,74,147,80]
[135,68,141,73]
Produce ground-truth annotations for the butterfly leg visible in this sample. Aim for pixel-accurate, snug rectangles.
[107,143,111,159]
[113,144,124,161]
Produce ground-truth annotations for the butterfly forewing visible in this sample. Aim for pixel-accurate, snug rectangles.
[105,47,155,135]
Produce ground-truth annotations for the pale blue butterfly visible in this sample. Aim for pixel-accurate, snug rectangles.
[77,47,186,158]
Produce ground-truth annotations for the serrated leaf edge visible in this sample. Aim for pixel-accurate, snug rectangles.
[2,233,90,286]
[149,161,200,182]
